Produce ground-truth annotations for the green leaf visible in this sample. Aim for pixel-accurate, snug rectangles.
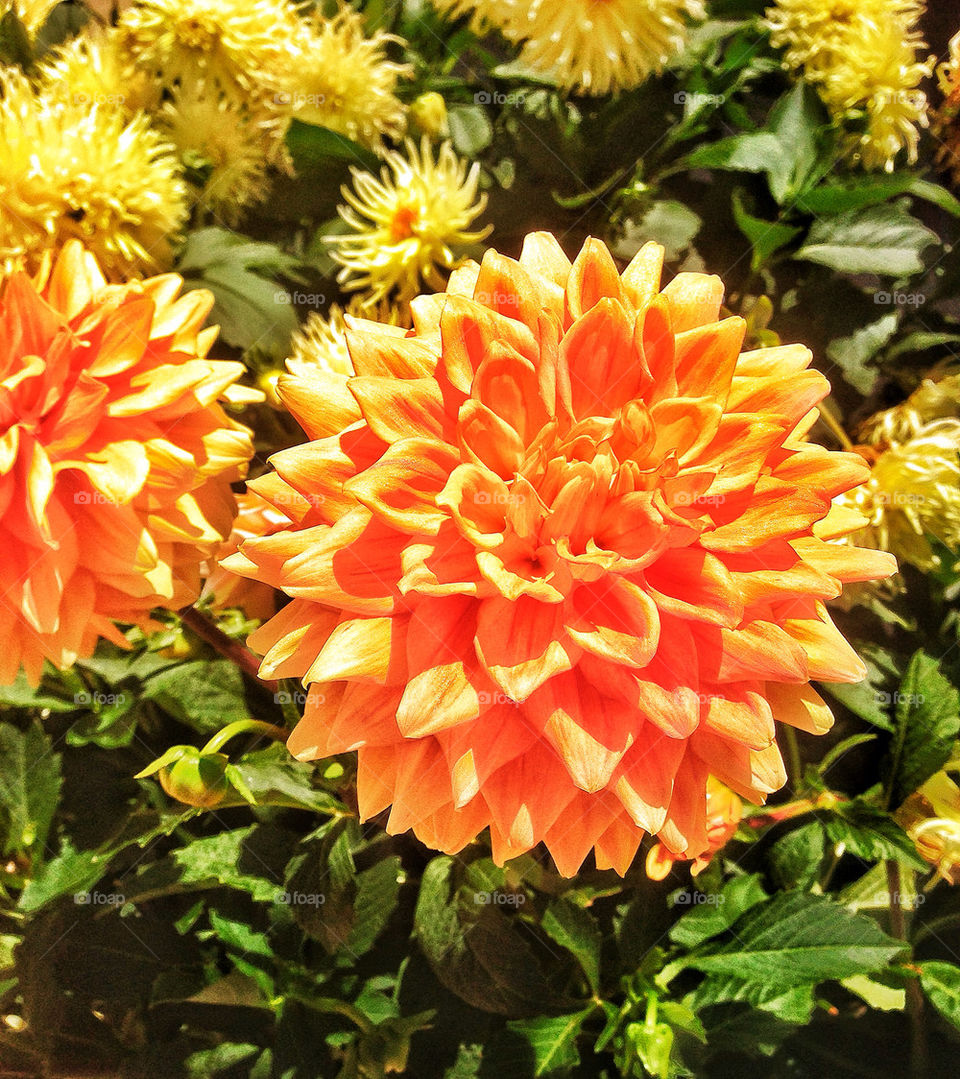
[796,204,937,276]
[17,841,108,913]
[796,174,914,215]
[669,874,768,949]
[826,312,898,395]
[207,910,274,997]
[541,898,602,994]
[177,227,306,355]
[768,823,826,891]
[142,658,250,733]
[842,974,906,1011]
[882,651,960,808]
[0,670,76,713]
[764,81,833,202]
[731,189,802,271]
[285,118,378,172]
[683,892,904,988]
[821,645,901,730]
[907,178,960,218]
[920,961,960,1031]
[824,801,926,869]
[230,749,344,814]
[691,977,816,1024]
[0,722,62,858]
[349,855,402,956]
[505,1010,593,1076]
[447,104,494,156]
[681,131,784,180]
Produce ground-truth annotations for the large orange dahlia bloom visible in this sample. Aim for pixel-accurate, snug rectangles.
[227,233,895,875]
[0,241,256,684]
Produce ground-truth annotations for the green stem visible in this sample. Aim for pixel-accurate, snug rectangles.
[202,720,289,755]
[179,605,272,688]
[887,860,926,1079]
[783,725,803,795]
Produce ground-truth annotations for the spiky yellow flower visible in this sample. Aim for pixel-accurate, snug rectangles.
[36,26,159,115]
[159,80,286,222]
[329,138,491,307]
[117,0,300,99]
[859,367,960,446]
[935,30,960,185]
[431,0,704,95]
[0,68,188,277]
[764,0,932,171]
[286,6,410,148]
[840,420,960,573]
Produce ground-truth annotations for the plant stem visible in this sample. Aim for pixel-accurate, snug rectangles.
[783,725,803,795]
[179,605,272,688]
[203,719,289,755]
[887,860,927,1079]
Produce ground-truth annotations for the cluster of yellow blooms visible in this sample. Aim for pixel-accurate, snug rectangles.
[0,0,418,273]
[764,0,933,172]
[935,30,960,186]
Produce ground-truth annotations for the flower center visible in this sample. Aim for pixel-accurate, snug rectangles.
[389,205,419,242]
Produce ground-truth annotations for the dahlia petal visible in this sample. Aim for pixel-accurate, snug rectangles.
[700,479,831,553]
[439,294,539,393]
[345,327,437,378]
[518,231,572,290]
[692,729,786,799]
[440,704,540,808]
[348,375,446,443]
[783,610,868,683]
[565,577,660,668]
[436,462,511,548]
[649,396,723,461]
[356,744,401,818]
[644,547,743,628]
[473,250,542,327]
[415,796,492,856]
[691,621,810,683]
[562,298,646,419]
[734,344,813,379]
[727,368,829,420]
[387,740,459,834]
[44,240,104,320]
[637,297,677,400]
[701,686,775,750]
[727,541,840,606]
[475,594,576,700]
[344,436,458,534]
[765,681,835,735]
[88,298,157,378]
[790,537,898,583]
[629,616,703,739]
[771,446,869,497]
[543,792,623,877]
[593,811,645,875]
[457,399,525,479]
[621,241,665,312]
[528,671,636,793]
[660,273,725,334]
[566,237,626,320]
[684,413,787,494]
[535,309,575,424]
[483,743,578,854]
[285,685,348,758]
[398,522,483,598]
[250,600,339,679]
[472,350,544,444]
[305,615,406,685]
[476,548,564,603]
[673,316,746,405]
[396,598,481,736]
[614,732,685,832]
[658,752,710,858]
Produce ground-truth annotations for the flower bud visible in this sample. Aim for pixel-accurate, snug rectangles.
[158,750,230,808]
[409,92,448,137]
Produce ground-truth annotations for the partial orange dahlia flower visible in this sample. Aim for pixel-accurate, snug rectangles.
[0,241,256,685]
[226,233,895,875]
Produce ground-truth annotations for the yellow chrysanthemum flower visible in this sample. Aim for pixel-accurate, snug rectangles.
[36,25,159,114]
[859,367,960,446]
[431,0,705,95]
[900,765,960,885]
[160,80,287,222]
[935,30,960,185]
[117,0,300,100]
[764,0,932,171]
[286,6,411,148]
[840,420,960,573]
[328,138,491,306]
[0,67,188,277]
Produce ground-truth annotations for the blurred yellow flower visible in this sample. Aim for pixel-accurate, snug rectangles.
[117,0,300,100]
[900,767,960,885]
[287,299,409,381]
[287,6,411,148]
[328,138,491,306]
[160,79,287,222]
[841,419,960,573]
[0,68,188,277]
[764,0,932,171]
[432,0,705,95]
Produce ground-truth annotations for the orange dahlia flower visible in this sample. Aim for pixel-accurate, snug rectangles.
[226,233,895,876]
[0,241,256,684]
